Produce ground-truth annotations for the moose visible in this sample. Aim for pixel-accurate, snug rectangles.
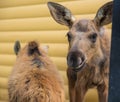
[48,1,113,102]
[8,41,65,102]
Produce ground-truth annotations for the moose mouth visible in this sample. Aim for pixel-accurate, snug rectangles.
[73,58,87,72]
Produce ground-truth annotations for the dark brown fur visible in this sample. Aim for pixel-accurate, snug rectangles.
[8,41,65,102]
[48,1,113,102]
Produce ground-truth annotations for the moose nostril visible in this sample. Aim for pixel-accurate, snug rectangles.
[67,54,81,67]
[67,51,86,68]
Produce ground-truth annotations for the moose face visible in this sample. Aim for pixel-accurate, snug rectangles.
[66,19,102,71]
[47,1,112,71]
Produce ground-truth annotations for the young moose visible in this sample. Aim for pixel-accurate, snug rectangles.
[48,1,113,102]
[8,41,65,102]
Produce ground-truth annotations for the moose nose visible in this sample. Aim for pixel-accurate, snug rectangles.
[67,51,86,69]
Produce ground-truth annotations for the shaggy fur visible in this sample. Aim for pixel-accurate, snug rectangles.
[8,41,65,102]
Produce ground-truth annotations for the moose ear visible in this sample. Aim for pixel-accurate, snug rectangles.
[94,1,113,26]
[47,2,75,28]
[42,45,49,54]
[14,41,21,55]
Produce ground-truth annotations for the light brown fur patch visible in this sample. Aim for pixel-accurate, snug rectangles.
[8,41,65,102]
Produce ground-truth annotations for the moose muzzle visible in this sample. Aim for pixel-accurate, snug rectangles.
[67,51,87,71]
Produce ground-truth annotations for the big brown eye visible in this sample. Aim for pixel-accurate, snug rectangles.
[67,32,72,42]
[89,33,97,43]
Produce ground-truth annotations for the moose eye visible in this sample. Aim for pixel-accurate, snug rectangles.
[67,32,72,42]
[89,33,97,43]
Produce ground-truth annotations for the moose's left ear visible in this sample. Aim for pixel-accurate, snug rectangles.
[94,1,113,26]
[42,45,49,54]
[47,2,75,28]
[14,41,21,55]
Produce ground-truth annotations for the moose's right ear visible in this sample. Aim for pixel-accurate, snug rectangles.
[47,2,76,28]
[14,41,21,55]
[42,45,49,54]
[94,1,113,27]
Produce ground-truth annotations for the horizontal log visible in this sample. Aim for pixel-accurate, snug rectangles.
[0,89,8,100]
[0,55,67,71]
[0,0,68,8]
[0,3,50,19]
[0,66,12,78]
[0,16,111,31]
[0,0,111,19]
[0,43,68,57]
[0,30,68,43]
[0,77,8,89]
[0,17,67,31]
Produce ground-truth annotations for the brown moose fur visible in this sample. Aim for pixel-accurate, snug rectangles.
[47,1,113,102]
[67,25,110,102]
[8,41,65,102]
